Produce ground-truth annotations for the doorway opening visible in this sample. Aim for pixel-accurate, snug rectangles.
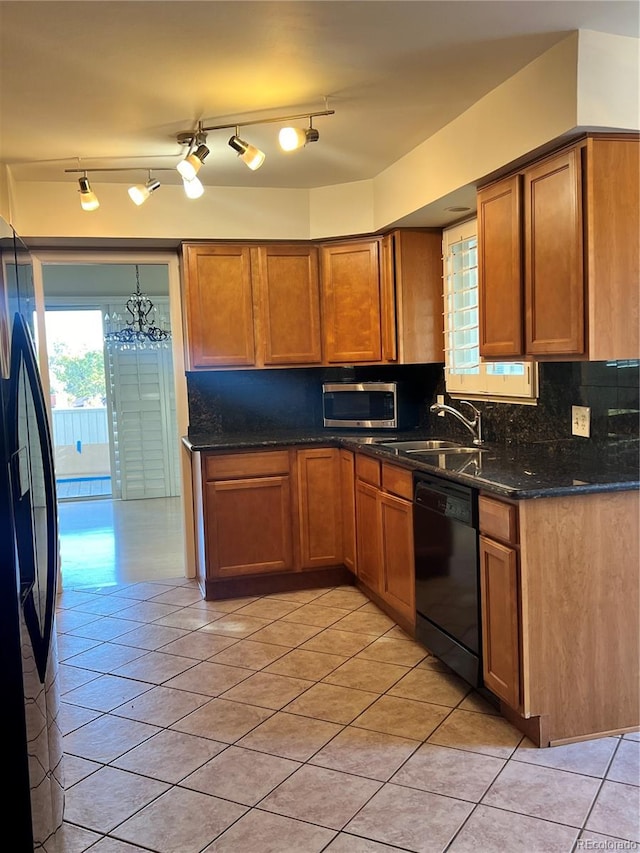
[38,257,190,587]
[45,308,112,500]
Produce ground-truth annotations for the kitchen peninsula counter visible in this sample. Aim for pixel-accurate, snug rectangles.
[184,429,639,746]
[183,430,639,500]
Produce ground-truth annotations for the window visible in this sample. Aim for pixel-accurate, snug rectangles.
[442,219,537,402]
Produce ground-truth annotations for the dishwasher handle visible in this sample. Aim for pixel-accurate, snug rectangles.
[414,476,477,527]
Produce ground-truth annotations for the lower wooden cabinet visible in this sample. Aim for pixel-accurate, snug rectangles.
[203,450,294,578]
[339,449,357,574]
[197,446,345,588]
[296,447,343,569]
[478,495,521,710]
[379,491,415,623]
[206,476,294,577]
[479,533,521,709]
[355,479,382,592]
[355,454,415,626]
[478,490,640,746]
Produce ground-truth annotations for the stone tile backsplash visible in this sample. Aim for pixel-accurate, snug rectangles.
[187,361,639,445]
[187,364,441,435]
[428,361,640,445]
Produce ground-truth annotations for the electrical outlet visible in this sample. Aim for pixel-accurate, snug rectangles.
[436,394,445,416]
[572,405,591,438]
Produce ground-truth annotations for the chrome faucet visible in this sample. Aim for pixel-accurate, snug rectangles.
[429,400,484,446]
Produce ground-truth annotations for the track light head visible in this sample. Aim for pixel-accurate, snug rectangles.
[228,135,265,171]
[78,176,100,211]
[182,175,204,199]
[176,143,210,181]
[278,126,320,152]
[128,177,161,206]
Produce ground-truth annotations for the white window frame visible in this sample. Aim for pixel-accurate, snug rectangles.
[443,219,538,403]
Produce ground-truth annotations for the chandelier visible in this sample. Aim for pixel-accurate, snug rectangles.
[104,265,171,350]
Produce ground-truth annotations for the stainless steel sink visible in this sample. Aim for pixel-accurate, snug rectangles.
[379,439,468,452]
[413,446,486,456]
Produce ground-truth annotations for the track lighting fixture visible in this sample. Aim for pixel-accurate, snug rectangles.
[177,104,333,176]
[278,123,320,152]
[66,104,335,209]
[228,134,266,171]
[128,173,161,206]
[78,175,99,211]
[67,166,172,211]
[176,143,210,181]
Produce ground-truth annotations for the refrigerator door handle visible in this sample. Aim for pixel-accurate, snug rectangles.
[8,312,59,683]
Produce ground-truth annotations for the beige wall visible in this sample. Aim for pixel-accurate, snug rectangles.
[367,33,580,232]
[13,182,310,242]
[0,166,11,224]
[577,30,640,129]
[7,30,639,242]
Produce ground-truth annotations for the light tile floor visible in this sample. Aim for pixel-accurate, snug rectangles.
[55,576,640,853]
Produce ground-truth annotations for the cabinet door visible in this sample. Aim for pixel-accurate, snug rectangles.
[380,235,398,362]
[524,148,584,356]
[320,240,383,363]
[205,476,294,577]
[478,175,524,357]
[183,244,256,368]
[380,492,415,624]
[297,448,343,569]
[355,480,382,592]
[255,244,322,365]
[390,230,444,364]
[586,137,640,361]
[339,449,357,574]
[479,534,521,709]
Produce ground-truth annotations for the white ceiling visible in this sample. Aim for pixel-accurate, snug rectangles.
[1,1,638,191]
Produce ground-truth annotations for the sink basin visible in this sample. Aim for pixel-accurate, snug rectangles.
[411,448,487,473]
[413,446,485,456]
[379,439,468,452]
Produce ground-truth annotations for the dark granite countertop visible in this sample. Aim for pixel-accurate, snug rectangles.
[183,430,640,500]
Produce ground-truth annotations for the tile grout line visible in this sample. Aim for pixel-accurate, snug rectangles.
[571,735,627,851]
[58,581,637,852]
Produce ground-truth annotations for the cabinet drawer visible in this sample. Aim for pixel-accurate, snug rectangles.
[479,495,518,544]
[382,463,413,500]
[355,454,381,487]
[204,450,290,481]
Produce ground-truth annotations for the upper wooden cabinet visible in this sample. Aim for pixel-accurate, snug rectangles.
[320,238,384,363]
[477,175,523,358]
[478,135,639,361]
[182,242,321,369]
[183,230,443,370]
[183,244,256,368]
[254,244,322,365]
[320,231,444,366]
[382,229,444,364]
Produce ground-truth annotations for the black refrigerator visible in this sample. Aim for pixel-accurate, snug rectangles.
[0,218,64,849]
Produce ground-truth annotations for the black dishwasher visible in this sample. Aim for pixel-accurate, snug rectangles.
[413,472,481,687]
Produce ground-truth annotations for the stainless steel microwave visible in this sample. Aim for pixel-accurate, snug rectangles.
[322,381,416,429]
